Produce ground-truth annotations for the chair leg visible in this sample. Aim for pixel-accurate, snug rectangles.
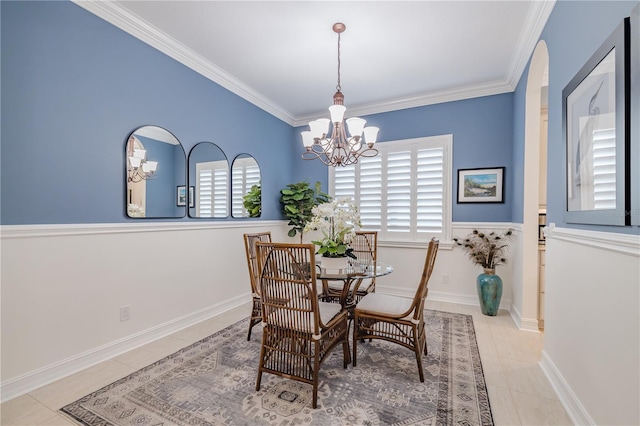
[255,369,263,391]
[414,326,425,382]
[342,338,350,368]
[247,322,253,341]
[312,382,318,409]
[352,317,358,367]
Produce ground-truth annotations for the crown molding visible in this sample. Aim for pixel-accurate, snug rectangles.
[71,0,296,126]
[505,0,556,89]
[293,80,514,127]
[73,0,554,128]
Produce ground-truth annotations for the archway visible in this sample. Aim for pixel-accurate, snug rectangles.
[519,40,549,331]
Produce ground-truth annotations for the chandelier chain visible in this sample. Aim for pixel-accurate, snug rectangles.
[336,32,341,92]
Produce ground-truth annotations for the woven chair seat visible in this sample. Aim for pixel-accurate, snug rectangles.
[355,293,414,319]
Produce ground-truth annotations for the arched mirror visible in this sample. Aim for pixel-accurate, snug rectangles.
[231,154,261,218]
[125,126,186,218]
[188,142,229,218]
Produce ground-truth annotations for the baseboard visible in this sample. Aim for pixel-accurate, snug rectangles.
[509,302,540,332]
[0,295,250,403]
[378,286,512,314]
[540,350,595,426]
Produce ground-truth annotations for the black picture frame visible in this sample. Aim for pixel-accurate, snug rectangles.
[189,186,195,208]
[562,18,630,226]
[176,185,186,207]
[631,5,640,226]
[457,167,505,203]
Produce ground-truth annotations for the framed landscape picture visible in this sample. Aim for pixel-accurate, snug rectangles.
[176,185,187,207]
[457,167,505,203]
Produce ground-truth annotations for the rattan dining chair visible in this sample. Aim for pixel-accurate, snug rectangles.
[352,238,439,382]
[255,242,350,409]
[243,231,272,341]
[322,231,378,303]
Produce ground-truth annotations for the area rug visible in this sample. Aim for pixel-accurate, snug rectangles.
[61,310,493,425]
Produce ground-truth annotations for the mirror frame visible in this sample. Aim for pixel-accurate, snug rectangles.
[125,125,186,219]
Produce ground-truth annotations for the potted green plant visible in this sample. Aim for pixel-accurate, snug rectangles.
[453,229,514,316]
[280,180,330,242]
[242,184,261,218]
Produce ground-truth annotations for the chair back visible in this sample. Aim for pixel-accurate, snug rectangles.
[411,238,439,319]
[350,231,378,265]
[255,242,321,335]
[243,232,272,297]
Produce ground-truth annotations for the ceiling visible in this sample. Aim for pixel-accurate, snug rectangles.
[75,1,555,126]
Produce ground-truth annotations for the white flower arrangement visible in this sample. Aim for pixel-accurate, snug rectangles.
[304,197,361,258]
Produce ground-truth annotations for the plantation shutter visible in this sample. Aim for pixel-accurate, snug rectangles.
[592,127,616,210]
[359,157,382,230]
[197,168,213,217]
[213,168,228,217]
[416,148,444,233]
[197,161,228,217]
[231,166,244,217]
[329,135,451,242]
[386,151,412,233]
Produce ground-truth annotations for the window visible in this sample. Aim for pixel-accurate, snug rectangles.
[330,135,452,243]
[196,161,228,217]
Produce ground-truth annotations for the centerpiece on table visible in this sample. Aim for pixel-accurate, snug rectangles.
[304,197,361,273]
[453,228,514,316]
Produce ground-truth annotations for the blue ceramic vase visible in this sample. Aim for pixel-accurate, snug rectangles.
[476,269,503,316]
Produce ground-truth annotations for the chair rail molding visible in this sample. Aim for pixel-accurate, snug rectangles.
[546,224,640,256]
[0,220,288,239]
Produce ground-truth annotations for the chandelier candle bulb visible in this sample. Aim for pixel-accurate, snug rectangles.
[363,126,379,146]
[301,131,314,147]
[329,105,346,123]
[346,117,366,137]
[310,119,330,138]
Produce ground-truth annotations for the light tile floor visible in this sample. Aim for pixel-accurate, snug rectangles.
[1,301,573,425]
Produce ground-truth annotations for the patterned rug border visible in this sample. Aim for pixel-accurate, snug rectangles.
[60,309,494,426]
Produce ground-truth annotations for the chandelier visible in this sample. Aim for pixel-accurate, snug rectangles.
[127,136,158,182]
[301,22,379,167]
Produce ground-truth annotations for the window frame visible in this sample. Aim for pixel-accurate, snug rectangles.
[328,134,452,246]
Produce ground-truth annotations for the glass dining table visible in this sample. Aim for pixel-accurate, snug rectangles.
[316,259,394,311]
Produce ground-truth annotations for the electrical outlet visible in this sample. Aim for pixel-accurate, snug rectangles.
[442,274,449,285]
[120,305,131,322]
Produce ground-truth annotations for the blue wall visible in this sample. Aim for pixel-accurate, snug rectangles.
[1,1,293,224]
[512,0,639,234]
[5,1,635,230]
[293,93,515,223]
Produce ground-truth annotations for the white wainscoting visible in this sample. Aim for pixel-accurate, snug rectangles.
[541,226,640,426]
[0,221,290,402]
[0,221,549,403]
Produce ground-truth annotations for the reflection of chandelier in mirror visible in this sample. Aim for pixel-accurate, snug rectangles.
[301,22,379,167]
[127,136,158,182]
